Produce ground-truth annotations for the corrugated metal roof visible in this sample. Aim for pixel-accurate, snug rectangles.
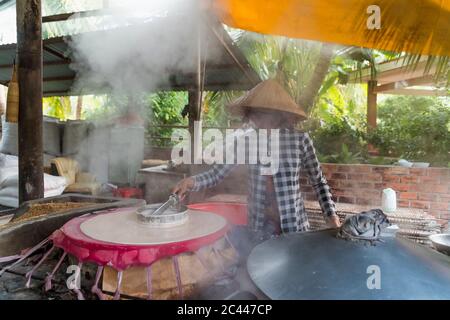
[0,14,260,96]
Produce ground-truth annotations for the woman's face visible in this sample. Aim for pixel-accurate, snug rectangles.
[247,109,291,129]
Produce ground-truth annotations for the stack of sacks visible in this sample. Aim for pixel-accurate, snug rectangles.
[0,154,67,208]
[0,115,62,167]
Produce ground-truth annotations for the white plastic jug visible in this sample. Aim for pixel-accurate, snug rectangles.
[382,188,397,213]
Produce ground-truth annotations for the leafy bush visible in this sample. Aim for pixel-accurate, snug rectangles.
[367,96,450,166]
[146,92,188,147]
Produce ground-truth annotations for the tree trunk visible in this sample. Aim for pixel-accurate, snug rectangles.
[76,96,83,120]
[297,43,335,113]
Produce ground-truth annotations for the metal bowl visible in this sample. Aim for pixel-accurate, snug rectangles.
[429,234,450,256]
[136,203,188,227]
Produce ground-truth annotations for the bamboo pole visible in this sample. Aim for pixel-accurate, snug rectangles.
[16,0,44,202]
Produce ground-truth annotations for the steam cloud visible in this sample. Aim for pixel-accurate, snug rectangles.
[64,0,220,186]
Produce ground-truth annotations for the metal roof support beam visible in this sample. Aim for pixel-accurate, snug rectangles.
[43,45,70,62]
[17,0,44,203]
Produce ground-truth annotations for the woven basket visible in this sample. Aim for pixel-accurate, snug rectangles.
[6,64,19,123]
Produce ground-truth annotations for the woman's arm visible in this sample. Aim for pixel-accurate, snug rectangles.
[173,164,236,199]
[301,133,340,227]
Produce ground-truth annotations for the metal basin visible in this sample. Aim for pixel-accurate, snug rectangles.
[430,234,450,256]
[0,194,144,257]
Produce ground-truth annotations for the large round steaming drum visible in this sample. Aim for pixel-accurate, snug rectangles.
[49,207,236,300]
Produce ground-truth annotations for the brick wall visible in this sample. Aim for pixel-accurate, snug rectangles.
[301,164,450,223]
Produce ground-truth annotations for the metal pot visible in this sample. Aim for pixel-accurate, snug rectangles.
[429,234,450,255]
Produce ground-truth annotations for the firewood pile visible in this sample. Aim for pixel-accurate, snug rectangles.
[305,201,443,246]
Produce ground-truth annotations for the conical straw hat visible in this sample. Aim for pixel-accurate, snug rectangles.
[228,79,307,120]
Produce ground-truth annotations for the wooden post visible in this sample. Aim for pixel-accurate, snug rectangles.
[188,17,204,165]
[367,80,378,131]
[16,0,44,203]
[367,80,378,155]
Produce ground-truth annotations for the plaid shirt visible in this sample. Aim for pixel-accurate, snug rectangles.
[191,129,336,234]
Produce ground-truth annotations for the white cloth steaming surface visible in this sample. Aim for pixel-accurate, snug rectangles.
[80,210,227,246]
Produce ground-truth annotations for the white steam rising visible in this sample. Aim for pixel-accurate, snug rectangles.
[68,0,209,96]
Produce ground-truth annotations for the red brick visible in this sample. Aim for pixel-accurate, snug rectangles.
[431,202,449,211]
[398,200,410,207]
[431,185,448,194]
[428,168,450,178]
[333,188,353,197]
[372,166,390,174]
[356,198,371,205]
[385,183,410,192]
[410,201,430,209]
[331,173,347,180]
[323,164,337,171]
[399,192,417,200]
[438,194,450,203]
[409,168,428,176]
[327,180,339,188]
[348,173,366,181]
[418,193,438,202]
[419,176,439,184]
[351,165,372,173]
[417,184,440,193]
[355,188,380,196]
[400,176,419,184]
[366,174,382,182]
[357,182,374,189]
[339,181,356,188]
[383,176,400,183]
[439,213,450,220]
[387,167,410,175]
[338,196,355,204]
[336,165,352,173]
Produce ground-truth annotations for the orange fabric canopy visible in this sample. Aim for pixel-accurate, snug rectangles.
[210,0,450,56]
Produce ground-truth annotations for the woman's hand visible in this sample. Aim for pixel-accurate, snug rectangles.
[326,214,341,229]
[172,177,195,200]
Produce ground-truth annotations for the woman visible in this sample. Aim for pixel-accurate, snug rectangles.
[173,79,340,240]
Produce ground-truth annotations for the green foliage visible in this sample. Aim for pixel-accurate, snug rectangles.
[146,91,188,147]
[43,96,72,120]
[318,144,363,164]
[306,83,367,156]
[366,96,450,166]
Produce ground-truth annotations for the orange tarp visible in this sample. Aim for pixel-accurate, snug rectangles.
[210,0,450,56]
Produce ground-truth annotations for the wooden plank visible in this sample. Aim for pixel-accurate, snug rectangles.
[16,0,44,203]
[374,75,437,93]
[379,89,448,96]
[348,57,437,84]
